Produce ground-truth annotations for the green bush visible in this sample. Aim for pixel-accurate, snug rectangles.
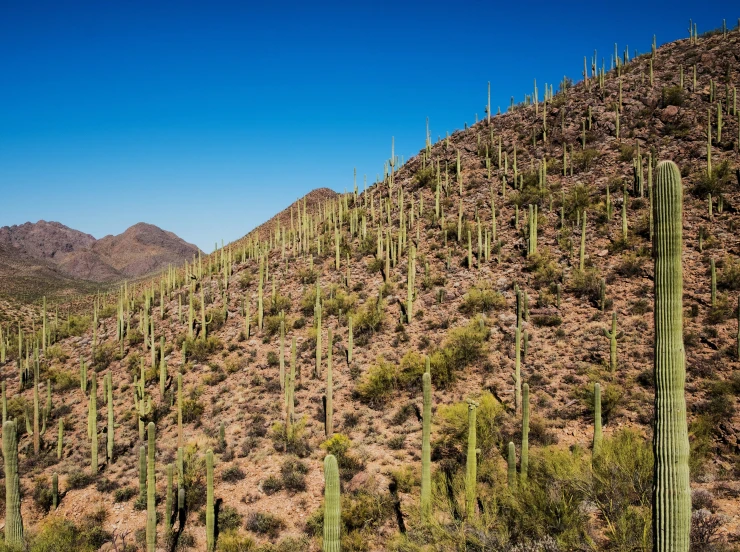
[459,285,506,314]
[245,512,285,539]
[181,399,204,423]
[321,434,363,481]
[435,391,504,461]
[356,357,397,405]
[184,336,222,362]
[216,530,255,552]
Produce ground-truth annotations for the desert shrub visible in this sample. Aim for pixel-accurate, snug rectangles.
[692,160,734,199]
[181,399,204,423]
[434,391,504,461]
[206,308,226,332]
[32,477,54,513]
[29,516,94,552]
[114,486,137,502]
[262,475,283,495]
[569,267,603,304]
[267,351,279,366]
[572,148,600,171]
[428,318,489,387]
[321,434,363,481]
[413,165,435,189]
[66,470,94,490]
[717,256,740,291]
[459,285,506,314]
[526,248,563,287]
[397,351,426,390]
[222,464,246,483]
[356,357,397,405]
[238,272,253,290]
[246,512,285,539]
[271,419,311,457]
[661,85,683,107]
[263,315,283,338]
[616,251,645,277]
[92,342,117,371]
[563,183,592,219]
[184,336,222,362]
[45,345,68,363]
[57,315,91,339]
[323,288,357,316]
[280,457,308,492]
[47,367,77,392]
[268,293,292,316]
[352,299,385,343]
[216,529,256,552]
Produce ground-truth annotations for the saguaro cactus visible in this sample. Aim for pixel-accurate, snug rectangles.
[652,160,690,551]
[421,370,432,523]
[323,454,341,552]
[52,472,59,509]
[90,373,98,474]
[593,383,603,457]
[465,400,478,519]
[146,422,156,552]
[3,420,24,548]
[507,441,517,488]
[603,312,622,372]
[107,372,114,462]
[521,383,530,483]
[57,419,64,459]
[325,328,333,438]
[206,449,215,552]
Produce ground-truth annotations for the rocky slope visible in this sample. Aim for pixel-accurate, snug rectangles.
[1,23,740,552]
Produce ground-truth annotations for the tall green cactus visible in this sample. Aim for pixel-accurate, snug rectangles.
[57,419,63,459]
[146,422,156,552]
[507,441,517,489]
[593,383,603,457]
[603,312,621,372]
[325,328,333,438]
[521,383,530,483]
[52,472,58,510]
[206,449,215,552]
[514,326,521,413]
[323,454,341,552]
[165,464,173,532]
[107,372,114,462]
[652,160,690,551]
[33,377,40,454]
[139,444,147,502]
[90,373,98,474]
[159,336,167,397]
[3,420,23,548]
[348,317,353,365]
[465,400,478,519]
[421,370,432,523]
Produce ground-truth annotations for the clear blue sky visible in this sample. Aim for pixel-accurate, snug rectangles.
[0,1,735,251]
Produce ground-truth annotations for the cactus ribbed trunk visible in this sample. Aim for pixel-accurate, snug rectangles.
[146,423,156,552]
[325,329,333,438]
[323,454,341,552]
[90,373,98,474]
[507,441,517,488]
[107,372,114,462]
[521,383,530,483]
[465,401,478,519]
[652,160,690,552]
[3,420,24,548]
[206,449,215,552]
[420,370,432,523]
[593,383,603,457]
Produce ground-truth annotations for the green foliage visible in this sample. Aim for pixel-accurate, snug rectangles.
[692,160,734,199]
[435,391,504,461]
[245,512,285,539]
[526,248,563,288]
[459,285,506,314]
[661,85,684,107]
[717,256,740,291]
[428,318,490,387]
[180,399,204,424]
[356,357,397,405]
[216,530,255,552]
[183,336,222,362]
[321,434,363,481]
[569,267,603,304]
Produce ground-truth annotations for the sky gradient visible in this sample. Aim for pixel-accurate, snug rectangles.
[1,1,736,251]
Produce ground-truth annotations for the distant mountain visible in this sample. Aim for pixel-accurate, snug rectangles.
[0,220,201,298]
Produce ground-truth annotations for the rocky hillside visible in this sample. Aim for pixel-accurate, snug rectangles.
[0,23,739,552]
[0,221,202,297]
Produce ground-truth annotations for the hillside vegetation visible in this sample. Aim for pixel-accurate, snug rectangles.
[0,21,740,552]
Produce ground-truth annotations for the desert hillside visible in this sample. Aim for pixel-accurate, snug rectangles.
[0,221,202,297]
[0,22,739,552]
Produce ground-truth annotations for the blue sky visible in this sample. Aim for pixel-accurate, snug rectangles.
[0,1,735,251]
